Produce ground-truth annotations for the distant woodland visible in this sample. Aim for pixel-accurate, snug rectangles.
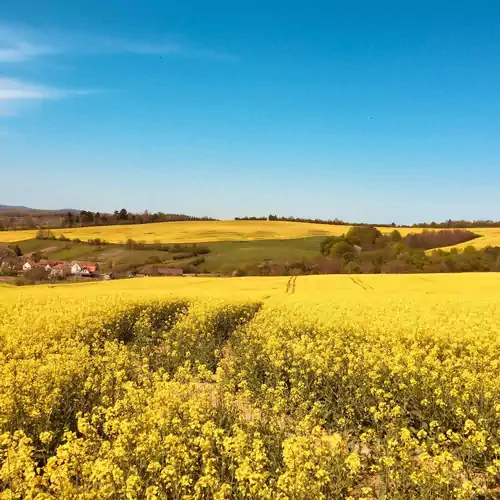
[0,207,216,230]
[236,215,500,228]
[2,204,500,230]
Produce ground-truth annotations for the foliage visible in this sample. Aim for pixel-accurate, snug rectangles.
[345,225,383,247]
[403,230,479,250]
[315,227,493,276]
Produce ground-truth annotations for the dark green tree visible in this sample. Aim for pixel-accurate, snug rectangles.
[390,229,402,242]
[345,225,382,248]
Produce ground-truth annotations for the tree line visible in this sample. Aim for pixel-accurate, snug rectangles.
[314,226,498,274]
[233,226,500,276]
[235,215,500,228]
[65,209,216,228]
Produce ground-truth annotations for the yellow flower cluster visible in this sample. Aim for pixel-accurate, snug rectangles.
[0,275,500,498]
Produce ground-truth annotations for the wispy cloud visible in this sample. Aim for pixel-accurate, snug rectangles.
[0,78,90,101]
[0,23,236,116]
[0,42,56,62]
[0,78,58,100]
[0,23,237,63]
[0,77,91,116]
[92,38,238,61]
[0,24,58,62]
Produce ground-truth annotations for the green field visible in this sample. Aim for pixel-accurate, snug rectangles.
[1,236,324,274]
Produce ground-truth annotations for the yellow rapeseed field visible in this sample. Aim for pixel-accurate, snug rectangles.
[0,220,499,248]
[0,220,346,244]
[1,274,500,498]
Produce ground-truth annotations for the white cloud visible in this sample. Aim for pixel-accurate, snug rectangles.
[0,24,58,62]
[0,78,91,116]
[0,41,56,62]
[0,23,237,63]
[0,78,88,101]
[0,23,235,116]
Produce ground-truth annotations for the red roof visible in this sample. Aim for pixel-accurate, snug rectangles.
[53,263,70,269]
[75,261,98,268]
[81,265,98,273]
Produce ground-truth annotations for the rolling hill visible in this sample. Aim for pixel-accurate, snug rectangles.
[0,220,498,248]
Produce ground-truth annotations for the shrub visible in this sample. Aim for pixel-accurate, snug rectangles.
[331,241,357,262]
[390,229,402,242]
[24,266,49,282]
[345,225,383,248]
[404,229,478,250]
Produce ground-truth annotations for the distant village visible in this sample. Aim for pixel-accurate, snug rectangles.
[0,253,185,283]
[0,255,103,279]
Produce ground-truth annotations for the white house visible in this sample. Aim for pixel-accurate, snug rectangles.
[81,264,99,276]
[23,261,34,271]
[71,263,82,275]
[71,261,99,276]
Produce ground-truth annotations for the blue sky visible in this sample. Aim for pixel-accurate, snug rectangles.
[1,1,500,223]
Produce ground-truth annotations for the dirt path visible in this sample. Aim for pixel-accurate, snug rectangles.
[285,275,298,294]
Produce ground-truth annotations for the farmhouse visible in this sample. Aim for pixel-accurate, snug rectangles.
[71,261,100,276]
[22,260,35,271]
[50,263,71,278]
[70,263,81,275]
[38,259,65,271]
[81,264,99,277]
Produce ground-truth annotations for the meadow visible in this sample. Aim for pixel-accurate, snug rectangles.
[1,274,500,498]
[1,220,499,248]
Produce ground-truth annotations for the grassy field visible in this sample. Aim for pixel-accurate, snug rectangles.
[1,236,325,273]
[1,274,500,497]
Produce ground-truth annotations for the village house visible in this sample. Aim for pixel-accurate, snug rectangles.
[71,261,100,276]
[37,259,64,272]
[39,259,64,268]
[50,263,71,279]
[81,264,99,277]
[70,262,82,275]
[22,260,35,271]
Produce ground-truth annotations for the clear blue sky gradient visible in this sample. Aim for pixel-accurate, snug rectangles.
[1,1,499,223]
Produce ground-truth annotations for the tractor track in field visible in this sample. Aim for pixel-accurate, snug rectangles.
[285,275,298,294]
[349,275,374,291]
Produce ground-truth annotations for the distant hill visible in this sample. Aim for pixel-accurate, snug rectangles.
[0,205,80,214]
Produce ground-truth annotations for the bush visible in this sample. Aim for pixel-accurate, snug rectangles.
[314,256,342,274]
[320,236,343,256]
[390,229,402,242]
[141,265,162,276]
[404,229,478,250]
[331,241,357,262]
[345,225,383,248]
[145,256,162,265]
[36,229,56,240]
[189,256,206,267]
[172,252,197,260]
[463,245,477,253]
[24,266,49,282]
